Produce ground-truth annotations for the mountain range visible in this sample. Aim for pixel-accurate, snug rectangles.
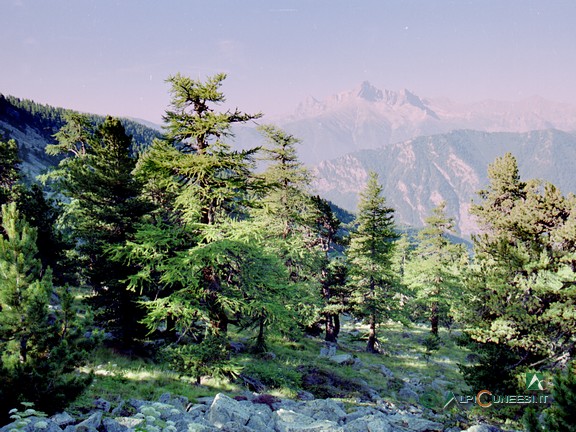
[312,129,576,236]
[3,85,576,236]
[274,81,576,165]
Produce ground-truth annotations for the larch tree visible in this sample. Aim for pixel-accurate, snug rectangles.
[125,75,292,360]
[347,172,399,353]
[405,202,465,336]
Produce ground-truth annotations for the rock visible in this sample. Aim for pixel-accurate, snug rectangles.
[101,418,128,432]
[75,411,102,431]
[196,396,216,405]
[128,399,147,410]
[329,353,355,365]
[159,392,189,410]
[262,352,276,361]
[399,385,420,402]
[94,397,111,412]
[273,409,342,432]
[299,399,346,423]
[229,341,246,353]
[0,417,63,432]
[207,393,251,428]
[387,413,444,432]
[379,365,395,378]
[51,412,75,428]
[345,414,392,432]
[319,342,337,358]
[296,390,315,401]
[110,400,128,416]
[343,406,379,423]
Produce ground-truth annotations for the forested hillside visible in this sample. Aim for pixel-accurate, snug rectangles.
[0,94,160,179]
[0,75,575,431]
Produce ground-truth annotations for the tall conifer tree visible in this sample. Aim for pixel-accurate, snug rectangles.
[348,172,399,353]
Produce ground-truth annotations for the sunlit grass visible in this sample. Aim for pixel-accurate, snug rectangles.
[67,317,471,416]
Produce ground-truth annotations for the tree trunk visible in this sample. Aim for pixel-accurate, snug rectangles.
[334,314,341,339]
[430,301,439,336]
[366,313,378,353]
[325,314,337,342]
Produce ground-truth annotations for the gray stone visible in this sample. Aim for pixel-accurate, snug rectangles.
[273,409,342,432]
[110,400,128,416]
[319,342,337,357]
[158,392,189,410]
[246,413,274,432]
[0,417,63,432]
[345,414,392,432]
[398,385,420,402]
[299,399,346,423]
[379,365,395,378]
[343,406,379,423]
[128,399,147,410]
[101,418,128,432]
[329,353,354,365]
[94,398,111,412]
[196,396,216,405]
[296,390,315,401]
[51,412,75,428]
[207,393,251,428]
[75,412,102,431]
[387,413,444,432]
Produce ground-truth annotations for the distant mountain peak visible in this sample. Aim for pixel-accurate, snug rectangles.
[357,81,384,102]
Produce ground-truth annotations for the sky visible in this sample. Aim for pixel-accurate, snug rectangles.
[2,0,576,124]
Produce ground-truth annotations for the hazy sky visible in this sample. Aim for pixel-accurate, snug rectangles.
[2,0,576,123]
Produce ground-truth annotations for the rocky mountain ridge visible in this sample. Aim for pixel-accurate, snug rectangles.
[312,129,576,236]
[276,82,576,165]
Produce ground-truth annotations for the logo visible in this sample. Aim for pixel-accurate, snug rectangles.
[526,372,545,391]
[443,391,459,410]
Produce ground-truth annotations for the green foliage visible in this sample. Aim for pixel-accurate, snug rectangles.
[0,203,92,420]
[0,137,20,207]
[46,114,150,342]
[464,153,576,371]
[543,362,576,431]
[405,202,465,335]
[347,172,400,352]
[164,333,240,385]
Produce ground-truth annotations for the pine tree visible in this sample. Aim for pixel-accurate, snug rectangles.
[405,202,465,335]
[347,172,399,353]
[0,203,91,419]
[0,137,20,207]
[462,152,576,391]
[46,115,150,343]
[543,362,576,431]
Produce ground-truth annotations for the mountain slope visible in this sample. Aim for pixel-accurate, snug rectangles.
[0,94,160,180]
[278,82,576,164]
[313,129,576,235]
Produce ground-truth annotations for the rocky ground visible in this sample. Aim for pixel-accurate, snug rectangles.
[1,391,515,432]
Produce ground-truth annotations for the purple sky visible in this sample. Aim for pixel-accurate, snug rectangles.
[2,0,576,123]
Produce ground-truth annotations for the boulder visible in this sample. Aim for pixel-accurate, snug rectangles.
[0,417,63,432]
[101,418,128,432]
[319,342,337,358]
[93,398,111,412]
[399,385,420,402]
[299,399,346,423]
[207,393,251,428]
[379,365,395,378]
[329,354,355,365]
[345,414,392,432]
[51,412,75,428]
[273,409,342,432]
[75,411,102,431]
[387,413,444,432]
